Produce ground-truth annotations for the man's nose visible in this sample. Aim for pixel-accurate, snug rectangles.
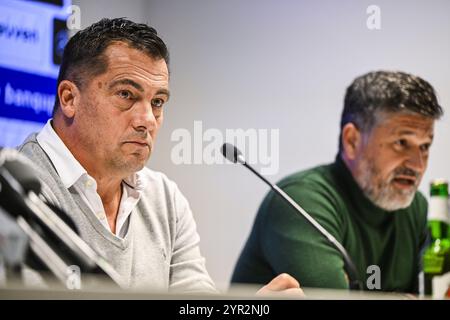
[405,148,426,174]
[132,100,156,132]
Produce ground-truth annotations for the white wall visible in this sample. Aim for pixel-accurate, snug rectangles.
[72,0,148,28]
[73,0,450,290]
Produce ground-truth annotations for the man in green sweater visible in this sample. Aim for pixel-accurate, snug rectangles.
[232,71,444,293]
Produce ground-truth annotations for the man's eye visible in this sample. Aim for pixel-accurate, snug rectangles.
[151,98,164,108]
[118,90,133,100]
[394,139,408,149]
[420,143,431,152]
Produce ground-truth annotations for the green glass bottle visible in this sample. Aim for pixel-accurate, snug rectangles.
[423,179,450,296]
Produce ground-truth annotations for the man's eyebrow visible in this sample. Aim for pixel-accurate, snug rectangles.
[396,130,417,136]
[396,129,434,140]
[108,79,144,92]
[156,88,171,100]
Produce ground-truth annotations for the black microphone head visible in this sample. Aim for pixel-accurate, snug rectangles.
[221,143,244,164]
[0,148,42,194]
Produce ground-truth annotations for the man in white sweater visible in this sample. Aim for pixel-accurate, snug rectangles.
[19,17,302,295]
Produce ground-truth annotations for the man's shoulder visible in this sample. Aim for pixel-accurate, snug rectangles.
[16,132,54,171]
[140,167,175,186]
[138,167,183,197]
[277,162,335,190]
[16,132,59,180]
[407,189,428,216]
[409,189,428,221]
[256,161,347,244]
[413,190,427,205]
[17,132,40,154]
[14,133,66,206]
[138,167,193,221]
[259,161,341,216]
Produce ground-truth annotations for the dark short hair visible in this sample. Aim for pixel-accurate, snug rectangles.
[339,71,443,152]
[53,18,169,115]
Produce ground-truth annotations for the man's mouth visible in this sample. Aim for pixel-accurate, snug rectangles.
[392,176,417,188]
[124,141,151,150]
[129,141,148,146]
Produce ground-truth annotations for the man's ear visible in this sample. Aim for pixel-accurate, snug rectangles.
[57,80,80,118]
[342,123,362,161]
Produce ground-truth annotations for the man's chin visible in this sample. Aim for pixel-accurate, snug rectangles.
[374,193,416,211]
[131,158,149,171]
[122,153,150,173]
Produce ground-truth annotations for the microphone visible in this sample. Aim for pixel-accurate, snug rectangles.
[221,143,362,290]
[2,152,41,194]
[0,148,123,288]
[0,150,77,230]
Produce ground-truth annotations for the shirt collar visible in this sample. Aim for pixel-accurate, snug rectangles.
[37,119,87,188]
[123,169,148,192]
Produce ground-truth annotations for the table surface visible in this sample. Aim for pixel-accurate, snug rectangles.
[0,282,432,300]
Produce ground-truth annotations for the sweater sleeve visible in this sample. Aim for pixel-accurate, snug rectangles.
[167,184,218,294]
[259,179,350,289]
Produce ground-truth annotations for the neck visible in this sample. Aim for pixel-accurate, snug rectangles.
[96,175,123,235]
[340,152,357,176]
[94,174,123,204]
[72,148,125,234]
[53,118,125,224]
[340,151,367,194]
[54,117,126,197]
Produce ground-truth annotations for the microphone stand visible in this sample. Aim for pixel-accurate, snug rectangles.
[225,144,362,290]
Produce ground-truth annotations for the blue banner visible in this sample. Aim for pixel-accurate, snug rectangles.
[0,66,55,123]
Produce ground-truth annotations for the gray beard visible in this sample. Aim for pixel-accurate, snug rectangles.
[355,158,417,211]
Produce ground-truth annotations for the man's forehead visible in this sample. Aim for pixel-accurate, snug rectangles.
[375,111,435,136]
[95,42,169,93]
[103,42,169,75]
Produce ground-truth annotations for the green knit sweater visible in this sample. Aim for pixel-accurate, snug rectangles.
[232,156,428,292]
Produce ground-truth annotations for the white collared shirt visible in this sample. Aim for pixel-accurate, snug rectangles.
[36,120,146,238]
